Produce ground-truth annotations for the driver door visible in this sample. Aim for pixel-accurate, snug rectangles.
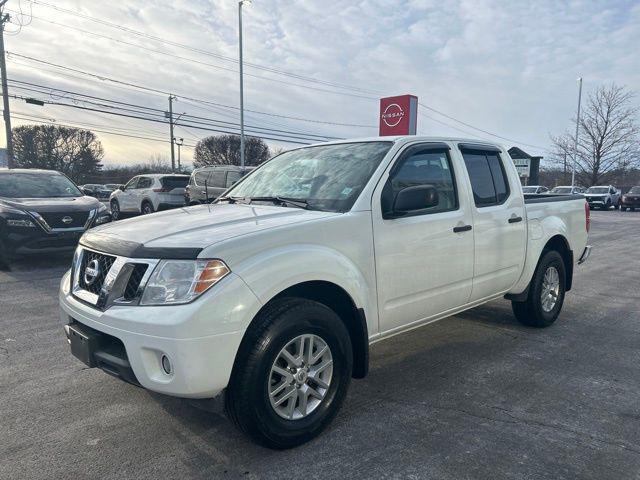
[372,143,474,334]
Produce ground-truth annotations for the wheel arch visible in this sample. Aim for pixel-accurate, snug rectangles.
[236,280,369,379]
[543,234,573,291]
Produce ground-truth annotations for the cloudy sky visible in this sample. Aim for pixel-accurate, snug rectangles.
[2,0,639,166]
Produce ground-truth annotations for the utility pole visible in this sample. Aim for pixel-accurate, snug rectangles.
[168,94,177,172]
[0,1,14,168]
[173,137,183,171]
[238,0,251,168]
[571,77,583,188]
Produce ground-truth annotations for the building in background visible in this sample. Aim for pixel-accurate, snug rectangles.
[0,148,7,168]
[508,146,541,186]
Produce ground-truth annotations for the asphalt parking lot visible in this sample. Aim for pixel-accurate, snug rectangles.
[1,210,639,479]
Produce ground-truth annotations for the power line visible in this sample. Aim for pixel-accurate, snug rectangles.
[7,78,342,140]
[9,111,198,146]
[22,0,380,95]
[7,52,377,129]
[8,92,316,145]
[10,10,378,100]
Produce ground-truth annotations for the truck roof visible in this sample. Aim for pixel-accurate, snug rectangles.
[307,135,506,150]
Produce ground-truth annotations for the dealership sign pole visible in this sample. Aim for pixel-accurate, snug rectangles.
[379,95,418,136]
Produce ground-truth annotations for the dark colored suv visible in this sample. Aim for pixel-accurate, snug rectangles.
[185,166,255,204]
[0,169,111,268]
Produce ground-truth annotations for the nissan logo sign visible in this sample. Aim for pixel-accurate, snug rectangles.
[84,259,101,285]
[62,216,73,224]
[381,103,405,127]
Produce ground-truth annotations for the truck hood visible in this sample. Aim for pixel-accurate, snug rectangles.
[586,193,609,198]
[82,203,340,252]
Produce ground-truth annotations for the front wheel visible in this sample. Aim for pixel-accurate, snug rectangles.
[225,298,353,449]
[512,250,566,328]
[110,200,121,221]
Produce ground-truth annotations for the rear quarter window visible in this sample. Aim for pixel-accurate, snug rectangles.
[161,176,189,189]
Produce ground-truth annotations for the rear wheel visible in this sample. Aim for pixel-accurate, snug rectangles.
[110,200,120,220]
[141,201,154,215]
[512,250,566,328]
[225,298,353,449]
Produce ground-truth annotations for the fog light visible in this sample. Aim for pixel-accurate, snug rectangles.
[161,354,172,375]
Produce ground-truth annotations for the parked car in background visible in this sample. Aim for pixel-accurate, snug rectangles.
[109,174,189,220]
[585,185,621,210]
[104,184,121,191]
[80,184,112,202]
[60,137,590,448]
[620,186,640,211]
[522,185,549,194]
[549,186,585,195]
[185,165,255,205]
[0,169,110,268]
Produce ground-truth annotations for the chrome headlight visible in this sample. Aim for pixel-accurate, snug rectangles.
[94,204,111,225]
[140,259,230,305]
[1,203,36,227]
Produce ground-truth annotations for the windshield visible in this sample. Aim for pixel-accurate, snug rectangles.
[551,187,573,194]
[0,173,82,198]
[522,187,538,193]
[224,142,393,212]
[587,187,608,194]
[628,186,640,194]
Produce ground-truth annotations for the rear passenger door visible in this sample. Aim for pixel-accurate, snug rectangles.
[373,142,475,334]
[458,144,526,301]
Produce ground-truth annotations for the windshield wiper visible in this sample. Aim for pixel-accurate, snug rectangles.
[245,196,311,210]
[216,195,247,204]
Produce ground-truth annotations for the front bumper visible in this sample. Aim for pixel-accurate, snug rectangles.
[621,198,640,208]
[59,270,262,398]
[4,226,84,254]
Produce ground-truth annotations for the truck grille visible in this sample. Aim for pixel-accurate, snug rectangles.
[123,264,149,300]
[78,250,116,294]
[72,248,158,310]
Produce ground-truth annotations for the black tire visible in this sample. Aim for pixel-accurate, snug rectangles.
[110,200,121,220]
[512,250,566,328]
[605,200,611,210]
[225,297,353,449]
[141,201,154,215]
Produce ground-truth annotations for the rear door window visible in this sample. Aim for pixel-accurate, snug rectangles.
[137,177,153,189]
[208,171,226,188]
[461,149,510,207]
[194,171,209,186]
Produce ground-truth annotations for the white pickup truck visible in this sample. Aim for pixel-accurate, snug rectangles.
[59,137,591,448]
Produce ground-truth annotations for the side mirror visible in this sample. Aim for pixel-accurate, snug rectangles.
[119,184,126,191]
[391,185,439,217]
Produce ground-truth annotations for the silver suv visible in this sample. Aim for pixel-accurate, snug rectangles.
[185,166,255,204]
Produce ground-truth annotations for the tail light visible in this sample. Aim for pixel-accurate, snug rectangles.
[585,201,590,233]
[153,187,172,193]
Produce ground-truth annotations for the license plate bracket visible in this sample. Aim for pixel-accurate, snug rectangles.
[68,324,100,367]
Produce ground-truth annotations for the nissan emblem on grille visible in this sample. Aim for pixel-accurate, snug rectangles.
[62,216,73,224]
[84,259,101,286]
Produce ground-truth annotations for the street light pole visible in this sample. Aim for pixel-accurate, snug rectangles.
[571,77,583,188]
[238,0,251,169]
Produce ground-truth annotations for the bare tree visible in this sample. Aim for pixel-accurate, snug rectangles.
[12,125,104,183]
[551,84,639,186]
[193,134,270,167]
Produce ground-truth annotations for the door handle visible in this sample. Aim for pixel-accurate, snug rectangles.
[453,225,472,233]
[508,216,523,223]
